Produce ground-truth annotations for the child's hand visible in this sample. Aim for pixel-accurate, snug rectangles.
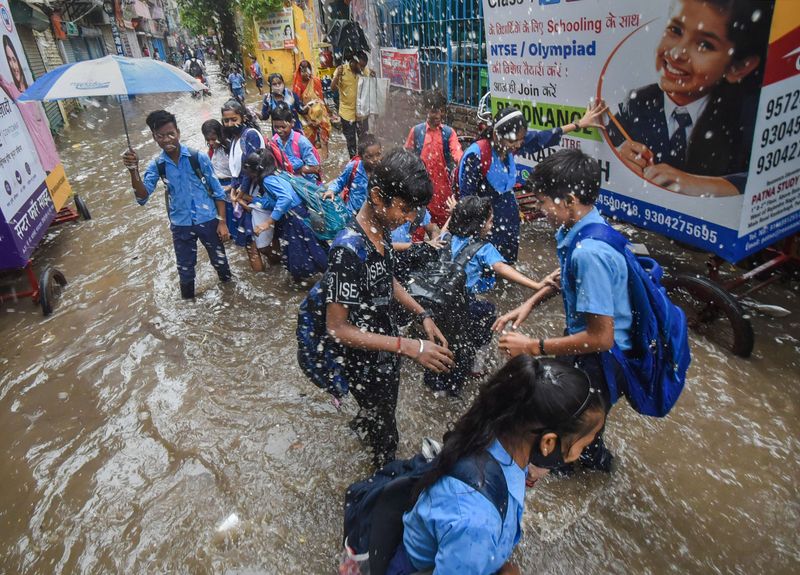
[322,189,336,201]
[253,220,274,236]
[493,299,535,333]
[426,237,445,250]
[618,140,654,175]
[498,332,535,358]
[421,317,448,348]
[579,98,609,129]
[445,195,457,212]
[217,221,230,242]
[122,149,139,171]
[402,338,454,373]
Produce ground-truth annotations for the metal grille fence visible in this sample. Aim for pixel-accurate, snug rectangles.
[380,0,488,108]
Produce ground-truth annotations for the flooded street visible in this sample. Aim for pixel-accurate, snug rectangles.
[1,68,798,574]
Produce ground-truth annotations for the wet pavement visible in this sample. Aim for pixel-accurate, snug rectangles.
[0,65,798,574]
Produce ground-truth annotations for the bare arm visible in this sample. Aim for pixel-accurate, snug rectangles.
[492,262,547,291]
[499,313,615,357]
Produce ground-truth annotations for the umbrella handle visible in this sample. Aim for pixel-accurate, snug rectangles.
[119,99,140,180]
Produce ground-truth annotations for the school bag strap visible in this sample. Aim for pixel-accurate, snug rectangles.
[447,452,508,521]
[341,158,361,204]
[475,138,493,179]
[452,237,488,268]
[564,222,691,417]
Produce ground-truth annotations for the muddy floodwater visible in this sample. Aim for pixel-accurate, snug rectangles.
[1,68,798,574]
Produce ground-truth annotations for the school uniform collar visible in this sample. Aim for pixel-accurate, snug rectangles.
[555,206,605,250]
[663,93,709,134]
[350,216,392,253]
[159,144,191,167]
[487,438,527,508]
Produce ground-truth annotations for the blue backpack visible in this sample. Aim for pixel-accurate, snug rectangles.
[276,171,350,241]
[412,123,455,171]
[296,228,367,398]
[565,223,691,417]
[343,451,508,575]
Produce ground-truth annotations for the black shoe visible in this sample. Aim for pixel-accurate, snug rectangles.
[180,282,195,299]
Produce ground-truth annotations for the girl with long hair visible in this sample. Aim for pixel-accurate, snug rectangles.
[387,355,606,574]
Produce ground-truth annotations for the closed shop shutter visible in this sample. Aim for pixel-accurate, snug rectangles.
[125,29,142,58]
[17,26,64,131]
[68,37,91,62]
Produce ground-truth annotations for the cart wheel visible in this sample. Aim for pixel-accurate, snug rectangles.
[38,266,67,316]
[664,274,754,358]
[74,194,92,220]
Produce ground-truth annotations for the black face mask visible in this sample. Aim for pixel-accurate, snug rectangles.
[223,124,243,138]
[528,432,566,469]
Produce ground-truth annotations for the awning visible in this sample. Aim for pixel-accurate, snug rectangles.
[9,0,51,32]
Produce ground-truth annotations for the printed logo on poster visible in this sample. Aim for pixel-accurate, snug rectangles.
[0,3,13,33]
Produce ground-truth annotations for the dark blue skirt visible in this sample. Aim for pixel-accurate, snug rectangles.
[276,204,328,280]
[225,202,252,247]
[488,191,520,264]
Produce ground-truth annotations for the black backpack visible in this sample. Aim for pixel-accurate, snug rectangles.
[342,451,508,575]
[188,59,203,78]
[405,239,486,331]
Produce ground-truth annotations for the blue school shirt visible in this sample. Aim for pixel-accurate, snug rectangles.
[451,235,506,294]
[401,439,526,575]
[273,131,319,183]
[555,207,633,350]
[228,73,244,90]
[328,159,368,213]
[251,173,302,221]
[391,209,431,243]
[140,145,225,226]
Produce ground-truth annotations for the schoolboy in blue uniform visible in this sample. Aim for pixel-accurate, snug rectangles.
[122,110,231,300]
[270,104,321,184]
[323,134,382,214]
[606,0,772,196]
[497,149,631,471]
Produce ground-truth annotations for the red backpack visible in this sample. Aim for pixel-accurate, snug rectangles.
[341,158,361,205]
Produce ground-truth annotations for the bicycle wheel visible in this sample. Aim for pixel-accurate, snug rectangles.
[663,274,754,358]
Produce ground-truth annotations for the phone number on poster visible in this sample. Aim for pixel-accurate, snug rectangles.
[755,142,798,175]
[643,209,718,243]
[760,114,800,148]
[598,194,639,216]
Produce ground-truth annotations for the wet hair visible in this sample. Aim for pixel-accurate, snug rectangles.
[201,119,229,153]
[423,90,447,112]
[220,98,260,131]
[243,148,276,179]
[478,105,527,142]
[271,101,294,124]
[368,148,432,209]
[268,73,284,86]
[357,133,380,157]
[145,109,177,132]
[416,356,605,497]
[449,196,492,238]
[356,50,368,63]
[523,148,601,205]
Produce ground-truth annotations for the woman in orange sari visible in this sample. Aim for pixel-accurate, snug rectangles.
[293,60,331,160]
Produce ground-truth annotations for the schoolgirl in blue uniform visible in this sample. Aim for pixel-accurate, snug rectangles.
[221,99,267,271]
[201,120,242,244]
[424,196,554,396]
[323,134,383,214]
[270,103,321,184]
[259,73,304,132]
[387,355,606,575]
[458,101,607,263]
[241,149,327,281]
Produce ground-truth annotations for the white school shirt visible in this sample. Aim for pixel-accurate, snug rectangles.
[663,93,709,142]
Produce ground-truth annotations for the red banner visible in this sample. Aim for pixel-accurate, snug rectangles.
[379,48,421,92]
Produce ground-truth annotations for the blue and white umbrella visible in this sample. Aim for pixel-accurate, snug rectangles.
[19,55,203,147]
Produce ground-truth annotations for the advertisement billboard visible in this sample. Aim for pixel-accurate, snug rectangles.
[482,0,799,262]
